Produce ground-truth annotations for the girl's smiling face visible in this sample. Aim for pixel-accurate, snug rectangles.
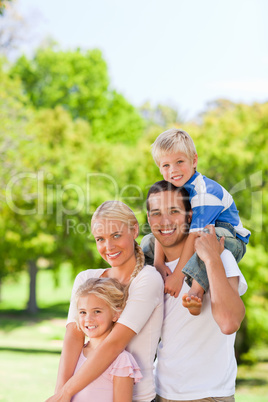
[159,152,198,187]
[78,294,119,343]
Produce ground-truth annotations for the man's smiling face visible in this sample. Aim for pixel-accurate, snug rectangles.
[147,190,190,254]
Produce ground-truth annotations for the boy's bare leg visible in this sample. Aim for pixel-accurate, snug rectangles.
[182,279,204,315]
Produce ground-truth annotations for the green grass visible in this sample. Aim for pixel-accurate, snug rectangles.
[0,267,268,401]
[0,266,72,401]
[236,347,268,402]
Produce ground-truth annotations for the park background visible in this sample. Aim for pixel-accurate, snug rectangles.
[0,0,268,401]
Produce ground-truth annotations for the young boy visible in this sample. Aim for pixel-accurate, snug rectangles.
[143,128,250,315]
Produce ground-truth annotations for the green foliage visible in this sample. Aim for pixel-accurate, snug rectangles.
[11,47,144,144]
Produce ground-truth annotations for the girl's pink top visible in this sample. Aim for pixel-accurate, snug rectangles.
[71,343,142,402]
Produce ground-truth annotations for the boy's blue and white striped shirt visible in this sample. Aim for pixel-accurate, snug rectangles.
[184,171,251,243]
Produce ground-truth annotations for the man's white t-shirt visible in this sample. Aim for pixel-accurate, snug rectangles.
[155,250,247,401]
[67,265,164,402]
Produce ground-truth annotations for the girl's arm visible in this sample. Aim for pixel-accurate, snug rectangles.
[54,323,84,392]
[113,376,134,402]
[46,323,136,402]
[164,232,197,297]
[195,226,245,334]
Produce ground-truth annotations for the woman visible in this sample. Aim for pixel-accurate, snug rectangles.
[46,201,164,402]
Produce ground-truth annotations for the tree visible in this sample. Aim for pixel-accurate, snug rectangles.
[11,47,144,144]
[1,47,145,312]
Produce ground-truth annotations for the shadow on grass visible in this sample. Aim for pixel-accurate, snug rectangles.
[237,378,268,387]
[0,346,61,354]
[0,302,69,332]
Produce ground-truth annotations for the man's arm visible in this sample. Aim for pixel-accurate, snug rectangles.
[195,226,245,334]
[46,323,136,402]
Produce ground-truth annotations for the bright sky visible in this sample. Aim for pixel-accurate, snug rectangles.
[16,0,268,120]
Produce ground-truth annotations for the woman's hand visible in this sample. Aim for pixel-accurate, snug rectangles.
[45,387,71,402]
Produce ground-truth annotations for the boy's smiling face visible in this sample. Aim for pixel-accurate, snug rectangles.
[159,151,198,187]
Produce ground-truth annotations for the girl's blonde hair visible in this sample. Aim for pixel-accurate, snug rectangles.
[152,128,197,166]
[91,201,145,281]
[75,277,127,316]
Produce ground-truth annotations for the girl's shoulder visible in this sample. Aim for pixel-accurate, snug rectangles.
[110,350,142,383]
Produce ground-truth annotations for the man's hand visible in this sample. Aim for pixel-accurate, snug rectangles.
[164,272,184,297]
[194,225,225,262]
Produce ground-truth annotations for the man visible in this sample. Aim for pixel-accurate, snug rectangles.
[141,180,247,402]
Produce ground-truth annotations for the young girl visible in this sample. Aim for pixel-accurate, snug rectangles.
[47,201,164,402]
[71,277,142,402]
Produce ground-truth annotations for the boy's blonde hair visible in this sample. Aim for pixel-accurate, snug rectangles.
[152,128,197,167]
[75,277,127,328]
[91,201,145,281]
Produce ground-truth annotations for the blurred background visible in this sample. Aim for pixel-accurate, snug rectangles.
[0,0,267,401]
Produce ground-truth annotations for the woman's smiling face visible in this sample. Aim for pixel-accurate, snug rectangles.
[92,219,138,269]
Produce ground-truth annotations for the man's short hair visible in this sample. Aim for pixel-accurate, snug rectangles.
[146,180,191,213]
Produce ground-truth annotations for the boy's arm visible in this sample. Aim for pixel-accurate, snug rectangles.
[154,238,172,280]
[113,376,134,402]
[54,323,84,392]
[195,226,245,334]
[164,232,197,297]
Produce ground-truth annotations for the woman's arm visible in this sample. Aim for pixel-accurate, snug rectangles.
[46,323,136,401]
[113,376,134,402]
[54,323,84,392]
[194,226,245,334]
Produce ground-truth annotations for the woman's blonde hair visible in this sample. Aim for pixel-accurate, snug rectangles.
[91,201,145,281]
[152,128,197,166]
[75,278,127,329]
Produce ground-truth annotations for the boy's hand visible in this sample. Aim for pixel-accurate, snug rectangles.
[164,272,184,298]
[155,263,172,282]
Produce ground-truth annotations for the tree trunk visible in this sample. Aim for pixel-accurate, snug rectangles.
[27,260,38,314]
